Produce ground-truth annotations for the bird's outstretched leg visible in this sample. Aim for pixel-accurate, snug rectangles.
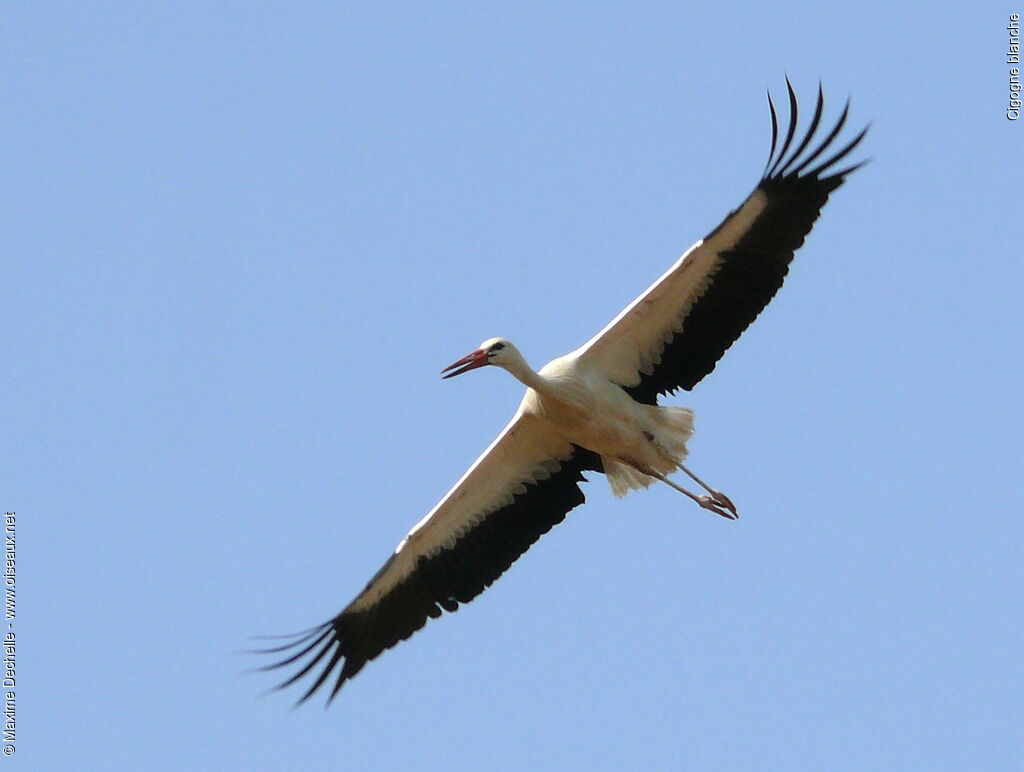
[625,461,737,521]
[675,463,738,518]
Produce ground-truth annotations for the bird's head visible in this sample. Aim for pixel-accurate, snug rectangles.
[441,338,517,379]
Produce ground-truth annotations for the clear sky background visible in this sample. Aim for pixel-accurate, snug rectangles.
[5,3,1021,770]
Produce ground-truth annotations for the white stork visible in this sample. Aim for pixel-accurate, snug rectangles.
[257,81,868,705]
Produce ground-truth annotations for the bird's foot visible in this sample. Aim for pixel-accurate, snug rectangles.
[697,494,739,520]
[641,465,740,521]
[709,489,738,518]
[675,463,739,519]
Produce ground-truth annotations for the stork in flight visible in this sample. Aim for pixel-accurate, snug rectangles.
[256,81,868,705]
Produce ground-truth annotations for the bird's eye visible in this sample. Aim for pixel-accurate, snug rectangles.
[490,342,505,352]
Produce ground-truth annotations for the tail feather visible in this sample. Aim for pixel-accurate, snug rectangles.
[603,458,656,498]
[656,406,694,461]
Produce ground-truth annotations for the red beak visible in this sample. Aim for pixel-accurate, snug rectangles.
[441,348,489,379]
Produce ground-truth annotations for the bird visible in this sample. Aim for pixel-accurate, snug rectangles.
[255,80,868,706]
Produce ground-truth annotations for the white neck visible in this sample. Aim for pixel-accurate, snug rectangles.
[499,349,546,392]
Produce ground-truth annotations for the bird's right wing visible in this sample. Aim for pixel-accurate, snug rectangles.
[257,410,602,705]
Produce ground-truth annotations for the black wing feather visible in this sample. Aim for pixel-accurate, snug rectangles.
[624,83,868,405]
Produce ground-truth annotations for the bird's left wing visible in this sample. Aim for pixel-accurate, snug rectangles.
[572,82,868,404]
[258,410,601,705]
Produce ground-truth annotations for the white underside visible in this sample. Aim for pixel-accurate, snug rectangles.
[602,406,694,497]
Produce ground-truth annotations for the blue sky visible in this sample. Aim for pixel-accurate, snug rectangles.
[5,3,1021,770]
